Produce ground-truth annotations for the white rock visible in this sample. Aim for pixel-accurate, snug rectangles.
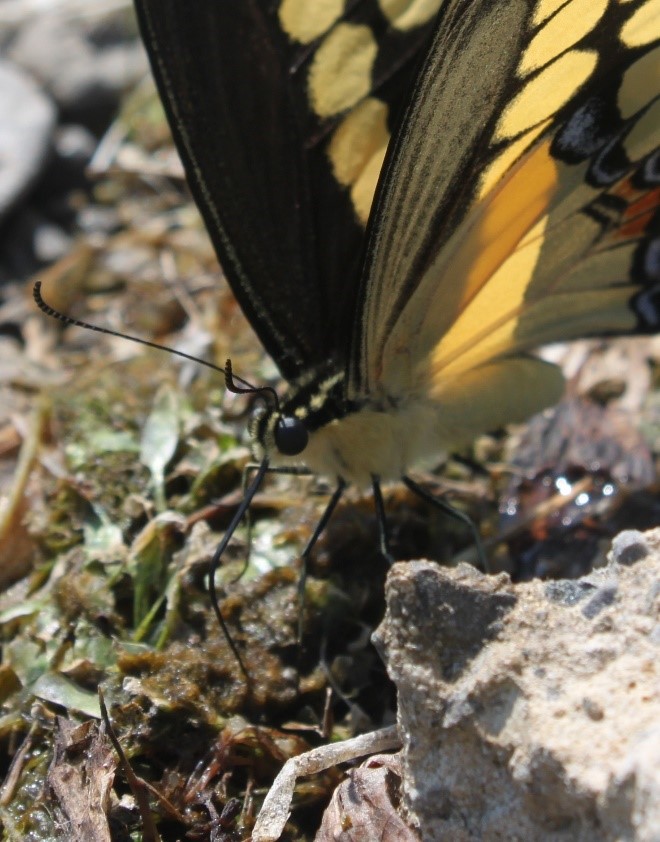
[374,528,660,841]
[0,59,55,221]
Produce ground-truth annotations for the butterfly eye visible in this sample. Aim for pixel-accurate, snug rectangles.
[274,415,308,456]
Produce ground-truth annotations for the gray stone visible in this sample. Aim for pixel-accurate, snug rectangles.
[7,9,146,122]
[374,528,660,841]
[0,59,56,222]
[609,530,651,567]
[32,220,73,263]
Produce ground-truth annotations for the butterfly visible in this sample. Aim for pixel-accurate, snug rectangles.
[128,0,659,665]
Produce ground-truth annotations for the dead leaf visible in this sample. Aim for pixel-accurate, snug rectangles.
[315,753,419,842]
[47,718,116,842]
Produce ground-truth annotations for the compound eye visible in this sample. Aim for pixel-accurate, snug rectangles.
[274,415,308,456]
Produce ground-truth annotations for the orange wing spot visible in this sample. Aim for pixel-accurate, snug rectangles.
[452,138,559,309]
[619,186,660,238]
[609,175,638,202]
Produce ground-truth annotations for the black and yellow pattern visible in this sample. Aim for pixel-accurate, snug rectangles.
[350,0,660,452]
[134,0,659,488]
[134,1,440,384]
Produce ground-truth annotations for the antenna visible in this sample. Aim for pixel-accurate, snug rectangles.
[33,281,280,409]
[33,280,270,680]
[34,280,228,375]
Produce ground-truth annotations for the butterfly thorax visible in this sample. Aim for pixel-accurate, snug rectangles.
[250,362,347,458]
[250,363,456,487]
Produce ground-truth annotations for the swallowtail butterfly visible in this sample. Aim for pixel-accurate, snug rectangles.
[129,0,659,662]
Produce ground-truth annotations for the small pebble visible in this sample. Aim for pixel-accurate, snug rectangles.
[545,580,595,606]
[33,221,73,262]
[582,698,605,721]
[582,584,618,620]
[609,530,649,567]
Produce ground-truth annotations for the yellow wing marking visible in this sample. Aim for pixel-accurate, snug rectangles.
[533,0,573,26]
[369,140,558,394]
[447,140,558,316]
[387,127,650,393]
[424,158,653,386]
[279,0,344,44]
[429,224,548,378]
[379,0,444,31]
[350,0,658,403]
[496,49,598,140]
[309,23,378,118]
[478,120,550,199]
[521,0,607,76]
[352,149,389,225]
[429,286,637,386]
[620,0,660,48]
[328,98,390,225]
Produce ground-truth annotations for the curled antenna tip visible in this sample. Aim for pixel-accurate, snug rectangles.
[32,279,228,376]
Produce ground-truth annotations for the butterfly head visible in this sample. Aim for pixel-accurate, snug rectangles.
[241,363,347,467]
[251,404,309,458]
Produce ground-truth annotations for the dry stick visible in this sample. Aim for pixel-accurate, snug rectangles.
[252,725,402,842]
[98,689,163,842]
[0,721,37,806]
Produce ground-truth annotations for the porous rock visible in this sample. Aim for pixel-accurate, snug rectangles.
[373,528,660,841]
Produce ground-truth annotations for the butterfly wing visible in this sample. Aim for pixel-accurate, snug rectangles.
[350,0,659,444]
[133,0,440,381]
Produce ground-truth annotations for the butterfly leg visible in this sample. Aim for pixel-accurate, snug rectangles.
[239,462,315,584]
[372,475,395,565]
[402,475,489,573]
[208,457,271,681]
[211,461,317,680]
[297,478,347,644]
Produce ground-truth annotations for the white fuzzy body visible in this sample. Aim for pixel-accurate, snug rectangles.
[271,394,484,487]
[296,401,446,486]
[268,355,566,487]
